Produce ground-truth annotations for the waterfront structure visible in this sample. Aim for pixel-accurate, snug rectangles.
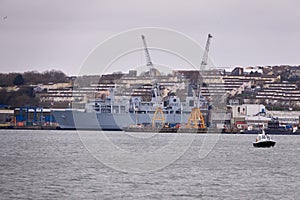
[14,107,56,126]
[0,109,14,127]
[227,104,271,129]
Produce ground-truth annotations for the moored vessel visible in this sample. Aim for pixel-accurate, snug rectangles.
[52,34,215,131]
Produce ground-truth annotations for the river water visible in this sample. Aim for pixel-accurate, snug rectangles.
[0,130,299,199]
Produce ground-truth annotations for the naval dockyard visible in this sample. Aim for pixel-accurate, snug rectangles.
[1,64,300,133]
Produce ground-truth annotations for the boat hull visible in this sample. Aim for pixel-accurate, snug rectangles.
[253,140,276,148]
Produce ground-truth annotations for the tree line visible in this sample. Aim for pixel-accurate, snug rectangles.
[0,86,39,108]
[0,70,68,87]
[0,70,68,108]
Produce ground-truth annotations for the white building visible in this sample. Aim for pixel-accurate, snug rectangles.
[229,104,266,118]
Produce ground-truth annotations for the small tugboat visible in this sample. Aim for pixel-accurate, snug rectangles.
[253,129,276,148]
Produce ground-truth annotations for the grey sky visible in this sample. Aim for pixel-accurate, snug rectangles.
[0,0,299,75]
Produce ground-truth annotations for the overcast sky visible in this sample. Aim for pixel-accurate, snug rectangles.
[0,0,299,75]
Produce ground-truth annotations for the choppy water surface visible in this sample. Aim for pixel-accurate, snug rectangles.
[0,130,299,199]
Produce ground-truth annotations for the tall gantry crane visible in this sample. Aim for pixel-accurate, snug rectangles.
[141,35,165,128]
[197,33,212,107]
[200,34,213,70]
[186,34,212,129]
[141,35,154,77]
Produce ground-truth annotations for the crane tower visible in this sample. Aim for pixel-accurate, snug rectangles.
[186,34,213,129]
[200,33,213,70]
[141,35,154,77]
[141,35,164,128]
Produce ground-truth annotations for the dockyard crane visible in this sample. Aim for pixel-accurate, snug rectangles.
[141,34,160,99]
[197,33,212,108]
[141,35,164,128]
[200,34,212,70]
[141,35,154,76]
[141,34,161,102]
[186,34,212,129]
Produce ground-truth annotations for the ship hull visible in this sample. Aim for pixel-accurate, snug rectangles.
[52,109,192,130]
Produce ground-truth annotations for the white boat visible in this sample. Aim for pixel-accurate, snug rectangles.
[253,130,276,148]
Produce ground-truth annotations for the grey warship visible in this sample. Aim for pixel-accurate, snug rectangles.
[52,35,214,130]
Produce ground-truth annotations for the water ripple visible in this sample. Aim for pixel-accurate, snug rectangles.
[0,130,299,199]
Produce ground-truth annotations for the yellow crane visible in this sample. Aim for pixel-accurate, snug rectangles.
[152,107,165,128]
[141,35,165,128]
[186,34,212,129]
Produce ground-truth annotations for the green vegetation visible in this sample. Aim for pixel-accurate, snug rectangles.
[0,70,68,108]
[13,74,25,86]
[0,86,39,108]
[0,70,68,87]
